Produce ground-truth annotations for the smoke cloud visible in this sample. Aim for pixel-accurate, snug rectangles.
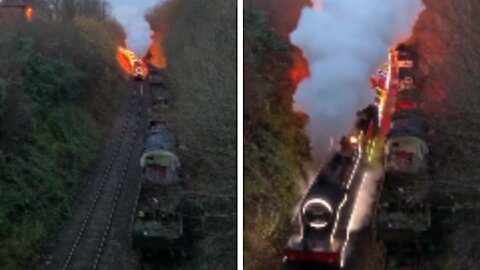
[110,0,165,56]
[291,0,423,162]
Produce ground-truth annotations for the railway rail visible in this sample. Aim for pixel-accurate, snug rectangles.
[64,86,141,270]
[44,83,145,270]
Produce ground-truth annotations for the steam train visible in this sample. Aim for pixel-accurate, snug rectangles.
[283,170,346,268]
[132,69,200,264]
[117,47,148,81]
[132,59,148,81]
[283,106,378,269]
[394,44,416,91]
[283,43,428,269]
[376,44,432,269]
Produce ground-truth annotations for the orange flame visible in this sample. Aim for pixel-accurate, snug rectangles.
[117,47,149,78]
[25,6,33,21]
[117,47,136,74]
[290,47,310,86]
[147,31,167,69]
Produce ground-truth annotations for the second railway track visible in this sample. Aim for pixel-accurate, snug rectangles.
[44,82,145,270]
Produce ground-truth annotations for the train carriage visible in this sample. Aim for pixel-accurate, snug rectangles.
[132,183,203,262]
[141,123,180,185]
[132,184,185,252]
[393,44,417,91]
[377,44,433,269]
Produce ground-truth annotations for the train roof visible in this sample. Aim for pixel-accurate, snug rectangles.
[140,149,180,168]
[303,174,345,208]
[388,109,427,140]
[133,184,183,239]
[395,44,416,57]
[144,125,176,152]
[137,183,182,211]
[392,108,423,118]
[377,177,431,232]
[397,89,421,103]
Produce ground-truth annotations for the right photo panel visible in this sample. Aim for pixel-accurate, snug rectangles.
[244,0,474,269]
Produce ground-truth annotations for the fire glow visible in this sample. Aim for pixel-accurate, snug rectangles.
[117,47,148,78]
[25,6,33,21]
[148,31,167,69]
[290,48,310,87]
[109,0,168,69]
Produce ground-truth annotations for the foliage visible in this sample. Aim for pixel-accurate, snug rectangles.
[243,9,310,270]
[148,0,237,269]
[408,0,480,268]
[0,13,124,269]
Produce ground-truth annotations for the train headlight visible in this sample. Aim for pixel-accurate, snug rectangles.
[302,198,333,229]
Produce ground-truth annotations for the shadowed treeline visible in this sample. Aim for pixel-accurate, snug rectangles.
[147,0,237,269]
[243,1,311,268]
[406,0,480,268]
[0,1,126,268]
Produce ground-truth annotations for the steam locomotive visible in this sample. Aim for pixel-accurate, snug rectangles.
[282,112,379,269]
[132,59,148,81]
[376,44,432,270]
[283,172,346,268]
[132,69,197,265]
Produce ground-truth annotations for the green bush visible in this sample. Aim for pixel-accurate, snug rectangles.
[0,15,123,269]
[243,9,310,270]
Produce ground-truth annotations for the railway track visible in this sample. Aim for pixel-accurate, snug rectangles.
[95,83,152,270]
[45,83,144,270]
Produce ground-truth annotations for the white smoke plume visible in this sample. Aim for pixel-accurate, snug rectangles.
[291,0,423,162]
[110,0,165,56]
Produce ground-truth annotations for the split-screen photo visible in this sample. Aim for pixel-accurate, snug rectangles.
[1,0,479,269]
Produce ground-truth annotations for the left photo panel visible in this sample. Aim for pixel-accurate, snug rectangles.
[0,0,237,269]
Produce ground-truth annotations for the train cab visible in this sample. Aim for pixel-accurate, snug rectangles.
[133,60,147,81]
